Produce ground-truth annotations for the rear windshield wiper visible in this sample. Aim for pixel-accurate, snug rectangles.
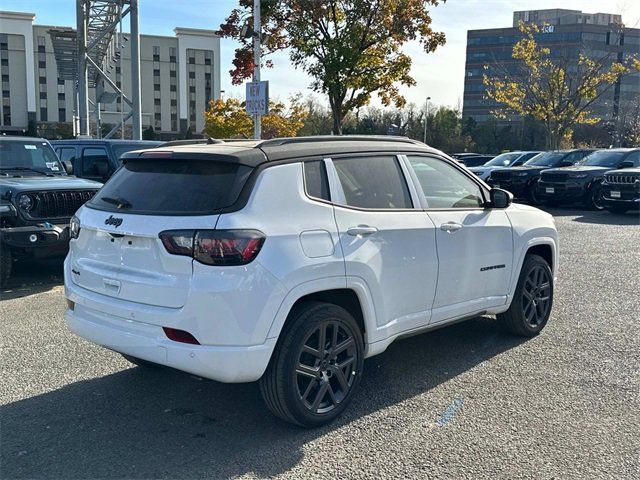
[100,196,132,209]
[0,167,54,176]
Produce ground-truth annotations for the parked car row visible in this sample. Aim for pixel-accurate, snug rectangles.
[466,148,640,213]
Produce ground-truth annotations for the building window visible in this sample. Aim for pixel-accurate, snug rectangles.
[58,93,65,101]
[0,42,7,51]
[154,84,160,91]
[154,98,161,106]
[39,76,46,84]
[2,90,9,98]
[58,108,66,122]
[40,92,47,99]
[3,107,11,126]
[170,85,176,92]
[171,116,177,131]
[40,108,48,121]
[2,59,9,67]
[38,35,45,46]
[204,50,212,65]
[153,45,160,61]
[189,71,195,79]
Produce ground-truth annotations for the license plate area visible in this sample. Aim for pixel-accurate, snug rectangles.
[545,187,555,194]
[610,191,621,198]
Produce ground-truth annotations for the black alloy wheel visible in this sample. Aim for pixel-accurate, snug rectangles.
[295,320,357,414]
[588,184,605,210]
[260,302,364,427]
[521,265,552,329]
[498,254,553,337]
[528,181,542,205]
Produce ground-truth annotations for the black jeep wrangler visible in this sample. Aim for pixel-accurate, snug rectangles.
[0,137,102,286]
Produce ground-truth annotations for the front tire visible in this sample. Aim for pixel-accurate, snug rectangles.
[0,245,12,288]
[586,183,605,210]
[260,302,364,427]
[498,254,553,337]
[527,181,542,205]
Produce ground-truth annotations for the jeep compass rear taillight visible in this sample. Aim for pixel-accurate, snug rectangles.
[159,230,265,266]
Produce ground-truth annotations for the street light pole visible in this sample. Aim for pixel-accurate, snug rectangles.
[423,96,431,144]
[253,0,261,139]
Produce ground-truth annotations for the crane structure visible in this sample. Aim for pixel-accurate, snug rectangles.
[49,0,141,139]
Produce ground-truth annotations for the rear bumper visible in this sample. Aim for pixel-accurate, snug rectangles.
[65,304,276,383]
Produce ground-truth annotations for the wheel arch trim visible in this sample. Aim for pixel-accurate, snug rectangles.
[508,237,557,302]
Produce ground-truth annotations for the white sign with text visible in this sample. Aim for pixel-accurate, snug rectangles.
[246,81,269,116]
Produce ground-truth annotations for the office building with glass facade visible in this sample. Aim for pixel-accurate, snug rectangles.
[463,9,640,124]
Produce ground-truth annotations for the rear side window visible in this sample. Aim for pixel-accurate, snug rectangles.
[303,161,330,201]
[333,156,412,209]
[89,159,252,215]
[82,147,110,177]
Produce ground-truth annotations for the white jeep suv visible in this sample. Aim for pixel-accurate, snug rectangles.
[64,136,558,427]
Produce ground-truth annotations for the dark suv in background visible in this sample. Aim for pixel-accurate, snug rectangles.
[602,166,640,214]
[538,149,640,210]
[488,149,594,204]
[0,137,101,286]
[50,139,161,183]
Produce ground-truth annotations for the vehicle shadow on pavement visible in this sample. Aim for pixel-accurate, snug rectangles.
[541,207,639,226]
[1,317,526,479]
[0,259,64,301]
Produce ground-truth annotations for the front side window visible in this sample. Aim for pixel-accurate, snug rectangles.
[56,147,76,163]
[408,156,484,209]
[332,156,412,209]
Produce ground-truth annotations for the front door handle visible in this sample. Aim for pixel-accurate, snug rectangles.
[347,225,378,237]
[440,222,463,233]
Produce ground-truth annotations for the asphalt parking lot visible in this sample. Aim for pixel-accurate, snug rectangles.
[1,208,639,479]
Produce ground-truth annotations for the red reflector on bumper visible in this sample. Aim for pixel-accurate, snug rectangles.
[162,327,200,345]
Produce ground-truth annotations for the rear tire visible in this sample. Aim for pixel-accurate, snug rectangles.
[121,354,161,369]
[259,302,364,427]
[498,254,553,337]
[0,245,12,288]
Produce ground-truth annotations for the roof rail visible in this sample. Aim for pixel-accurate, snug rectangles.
[257,135,424,148]
[158,137,224,147]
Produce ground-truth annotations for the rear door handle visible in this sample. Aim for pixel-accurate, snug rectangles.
[440,222,463,233]
[347,226,378,237]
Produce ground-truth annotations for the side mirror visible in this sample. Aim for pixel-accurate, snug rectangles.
[61,160,73,175]
[620,160,634,169]
[488,188,512,209]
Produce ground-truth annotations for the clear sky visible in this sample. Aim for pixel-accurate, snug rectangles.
[2,0,639,109]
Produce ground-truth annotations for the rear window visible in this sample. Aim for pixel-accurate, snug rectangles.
[88,159,252,215]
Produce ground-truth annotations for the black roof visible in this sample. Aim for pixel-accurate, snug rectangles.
[50,139,162,146]
[120,135,442,168]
